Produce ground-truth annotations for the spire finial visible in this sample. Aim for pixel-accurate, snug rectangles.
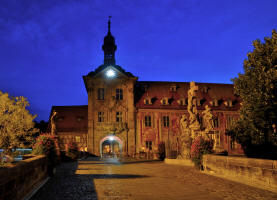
[108,16,111,33]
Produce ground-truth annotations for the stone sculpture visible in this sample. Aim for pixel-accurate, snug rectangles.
[50,110,58,135]
[203,105,214,133]
[179,115,192,159]
[187,81,200,131]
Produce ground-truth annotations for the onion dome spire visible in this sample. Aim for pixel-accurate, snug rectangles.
[102,16,117,65]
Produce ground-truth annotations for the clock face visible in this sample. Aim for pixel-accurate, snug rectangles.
[106,69,115,78]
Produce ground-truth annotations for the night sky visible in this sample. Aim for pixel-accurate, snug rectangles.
[1,0,277,121]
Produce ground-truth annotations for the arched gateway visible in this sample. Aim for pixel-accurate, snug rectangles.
[99,135,123,158]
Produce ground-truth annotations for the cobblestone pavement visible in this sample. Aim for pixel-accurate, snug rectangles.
[31,157,277,200]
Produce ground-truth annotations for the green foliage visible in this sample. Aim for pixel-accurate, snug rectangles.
[0,91,38,154]
[66,142,79,160]
[228,30,277,159]
[190,136,214,170]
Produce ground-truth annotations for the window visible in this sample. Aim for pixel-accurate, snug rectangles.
[210,99,218,106]
[162,116,169,127]
[116,88,123,100]
[75,136,80,143]
[98,112,104,122]
[216,133,220,146]
[224,100,233,107]
[116,111,122,122]
[170,85,177,92]
[146,141,152,150]
[145,116,151,127]
[213,117,219,128]
[178,98,186,106]
[231,140,235,149]
[97,88,105,100]
[144,98,152,105]
[226,116,235,129]
[161,98,168,105]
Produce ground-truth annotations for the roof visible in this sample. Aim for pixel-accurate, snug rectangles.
[135,81,240,111]
[49,105,88,132]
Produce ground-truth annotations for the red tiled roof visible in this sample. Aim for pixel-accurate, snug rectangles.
[49,105,88,132]
[135,81,240,111]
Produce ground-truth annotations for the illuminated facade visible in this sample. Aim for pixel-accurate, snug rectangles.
[50,19,243,157]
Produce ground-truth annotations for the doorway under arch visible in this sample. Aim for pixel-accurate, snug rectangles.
[100,135,123,158]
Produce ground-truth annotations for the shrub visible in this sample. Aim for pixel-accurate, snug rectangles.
[33,134,57,165]
[66,142,79,160]
[190,136,214,170]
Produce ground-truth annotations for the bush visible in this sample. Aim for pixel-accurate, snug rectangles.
[66,142,79,160]
[190,136,214,170]
[158,142,166,160]
[33,134,57,165]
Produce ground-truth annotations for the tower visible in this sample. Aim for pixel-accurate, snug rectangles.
[102,16,117,65]
[83,17,138,156]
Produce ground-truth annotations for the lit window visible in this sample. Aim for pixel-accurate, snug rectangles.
[146,141,152,150]
[116,111,122,122]
[97,88,105,100]
[161,98,168,105]
[116,89,123,100]
[162,116,169,127]
[75,136,80,143]
[170,85,177,92]
[224,100,233,107]
[144,98,152,105]
[210,99,218,106]
[178,98,186,106]
[98,112,104,122]
[145,116,151,127]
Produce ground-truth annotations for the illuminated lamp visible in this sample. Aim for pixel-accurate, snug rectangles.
[106,69,115,77]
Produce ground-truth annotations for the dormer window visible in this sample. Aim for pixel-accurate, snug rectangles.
[144,98,152,105]
[210,99,218,107]
[170,85,177,92]
[224,100,233,107]
[161,98,169,105]
[177,98,187,106]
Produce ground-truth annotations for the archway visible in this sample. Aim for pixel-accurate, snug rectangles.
[100,135,123,158]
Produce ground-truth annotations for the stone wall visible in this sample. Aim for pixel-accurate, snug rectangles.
[0,155,48,200]
[202,154,277,193]
[165,158,194,167]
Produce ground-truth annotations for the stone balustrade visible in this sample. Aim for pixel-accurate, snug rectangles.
[0,155,48,200]
[202,154,277,193]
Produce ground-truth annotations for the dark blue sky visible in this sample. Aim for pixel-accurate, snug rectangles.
[1,0,277,121]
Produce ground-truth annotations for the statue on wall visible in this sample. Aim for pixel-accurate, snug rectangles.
[180,114,189,133]
[50,110,58,135]
[187,81,200,130]
[203,105,214,132]
[179,114,192,159]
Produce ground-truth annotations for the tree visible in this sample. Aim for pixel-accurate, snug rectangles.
[0,91,37,154]
[34,120,49,134]
[227,30,277,159]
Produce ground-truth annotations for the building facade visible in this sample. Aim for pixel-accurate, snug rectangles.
[49,19,243,157]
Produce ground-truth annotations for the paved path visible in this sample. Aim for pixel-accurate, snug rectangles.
[31,157,277,200]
